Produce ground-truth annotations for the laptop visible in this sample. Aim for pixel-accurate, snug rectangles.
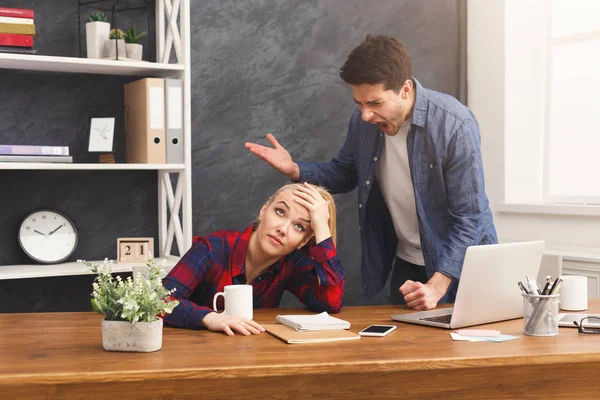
[391,240,545,329]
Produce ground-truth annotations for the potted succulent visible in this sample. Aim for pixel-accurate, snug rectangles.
[106,28,126,59]
[79,254,179,352]
[86,11,110,59]
[124,25,148,61]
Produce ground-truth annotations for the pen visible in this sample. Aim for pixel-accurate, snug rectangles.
[518,281,530,295]
[547,277,560,295]
[526,276,541,295]
[541,276,552,295]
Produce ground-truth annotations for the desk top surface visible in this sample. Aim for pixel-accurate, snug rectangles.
[1,302,599,385]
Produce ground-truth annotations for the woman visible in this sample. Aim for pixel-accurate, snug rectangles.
[162,182,345,336]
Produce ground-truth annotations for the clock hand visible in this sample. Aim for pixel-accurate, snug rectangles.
[34,229,47,237]
[49,224,64,235]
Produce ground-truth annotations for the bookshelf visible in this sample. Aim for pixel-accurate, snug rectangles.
[0,0,192,280]
[0,259,178,281]
[0,53,184,76]
[0,163,185,170]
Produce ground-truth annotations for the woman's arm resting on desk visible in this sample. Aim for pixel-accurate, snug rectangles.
[286,239,346,313]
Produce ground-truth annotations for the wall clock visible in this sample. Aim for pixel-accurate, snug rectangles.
[18,209,78,264]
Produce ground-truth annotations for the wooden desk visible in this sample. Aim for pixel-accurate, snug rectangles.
[1,302,600,399]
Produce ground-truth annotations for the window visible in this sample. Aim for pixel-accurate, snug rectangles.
[504,0,600,205]
[544,0,600,204]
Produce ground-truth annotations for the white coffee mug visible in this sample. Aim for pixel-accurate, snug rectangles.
[212,284,253,319]
[560,275,588,311]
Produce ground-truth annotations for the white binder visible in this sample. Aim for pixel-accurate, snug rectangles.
[165,78,184,164]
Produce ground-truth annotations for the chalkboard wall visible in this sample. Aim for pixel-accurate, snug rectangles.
[0,0,463,312]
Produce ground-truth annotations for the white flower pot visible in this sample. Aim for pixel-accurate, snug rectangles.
[126,43,143,60]
[101,318,163,352]
[105,39,127,60]
[86,21,110,59]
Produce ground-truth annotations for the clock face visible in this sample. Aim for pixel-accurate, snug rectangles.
[18,210,78,264]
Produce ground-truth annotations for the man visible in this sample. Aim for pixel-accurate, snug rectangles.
[245,34,497,310]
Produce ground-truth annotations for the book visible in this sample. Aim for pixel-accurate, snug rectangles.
[275,312,351,331]
[0,46,37,54]
[0,145,69,156]
[0,16,34,25]
[0,33,33,47]
[264,324,360,344]
[0,23,35,36]
[0,8,34,19]
[0,155,72,163]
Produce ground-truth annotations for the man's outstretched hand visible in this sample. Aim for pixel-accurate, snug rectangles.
[245,133,300,181]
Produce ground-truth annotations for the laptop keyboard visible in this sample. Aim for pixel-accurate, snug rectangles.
[420,314,452,324]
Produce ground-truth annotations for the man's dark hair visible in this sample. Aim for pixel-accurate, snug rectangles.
[339,34,413,92]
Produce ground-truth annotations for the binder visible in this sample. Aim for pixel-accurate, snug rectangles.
[164,78,184,164]
[124,78,166,164]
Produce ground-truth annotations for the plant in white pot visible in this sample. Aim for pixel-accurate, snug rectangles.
[124,25,147,61]
[86,11,110,59]
[79,255,179,353]
[106,28,126,60]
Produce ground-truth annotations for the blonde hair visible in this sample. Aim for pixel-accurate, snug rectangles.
[256,183,337,247]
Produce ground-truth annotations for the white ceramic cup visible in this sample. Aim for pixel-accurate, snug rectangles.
[212,284,253,319]
[560,275,588,311]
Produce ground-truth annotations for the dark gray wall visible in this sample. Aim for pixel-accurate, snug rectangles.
[0,0,461,312]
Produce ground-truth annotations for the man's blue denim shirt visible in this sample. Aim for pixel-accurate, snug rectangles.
[298,78,497,301]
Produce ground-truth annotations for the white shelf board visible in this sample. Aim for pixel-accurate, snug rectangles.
[0,53,184,77]
[0,163,185,170]
[0,259,177,280]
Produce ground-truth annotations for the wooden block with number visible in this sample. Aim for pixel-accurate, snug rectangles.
[117,237,154,263]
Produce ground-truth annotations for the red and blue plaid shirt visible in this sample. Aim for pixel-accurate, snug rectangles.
[162,225,345,329]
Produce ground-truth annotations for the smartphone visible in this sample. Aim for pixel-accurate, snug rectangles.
[358,324,397,337]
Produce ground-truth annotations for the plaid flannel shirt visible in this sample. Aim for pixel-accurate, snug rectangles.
[162,225,345,329]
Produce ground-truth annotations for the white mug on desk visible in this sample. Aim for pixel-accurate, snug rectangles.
[560,275,588,311]
[213,285,253,319]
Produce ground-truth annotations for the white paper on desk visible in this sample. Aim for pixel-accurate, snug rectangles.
[450,333,487,342]
[450,333,519,342]
[275,312,351,331]
[456,329,501,337]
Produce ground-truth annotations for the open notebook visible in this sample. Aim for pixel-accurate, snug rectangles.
[264,324,360,344]
[275,312,351,331]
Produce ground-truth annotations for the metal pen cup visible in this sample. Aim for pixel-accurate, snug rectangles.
[522,293,560,337]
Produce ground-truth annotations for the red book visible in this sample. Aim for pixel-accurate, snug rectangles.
[0,8,34,19]
[0,33,33,47]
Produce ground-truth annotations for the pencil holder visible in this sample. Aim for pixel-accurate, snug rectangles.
[522,293,560,337]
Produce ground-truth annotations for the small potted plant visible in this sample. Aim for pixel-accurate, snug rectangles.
[124,25,148,61]
[79,254,179,352]
[105,28,126,60]
[86,11,110,59]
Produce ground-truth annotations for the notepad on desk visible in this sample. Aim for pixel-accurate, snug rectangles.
[275,312,351,331]
[264,324,360,344]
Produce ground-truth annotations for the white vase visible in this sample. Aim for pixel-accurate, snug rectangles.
[105,39,127,60]
[85,21,110,59]
[101,318,163,352]
[126,43,143,60]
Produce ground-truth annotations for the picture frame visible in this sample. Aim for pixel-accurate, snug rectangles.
[117,237,154,263]
[76,105,128,163]
[88,117,116,152]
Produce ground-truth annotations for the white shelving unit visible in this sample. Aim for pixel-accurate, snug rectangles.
[0,53,184,77]
[0,163,185,170]
[0,0,192,280]
[0,259,178,281]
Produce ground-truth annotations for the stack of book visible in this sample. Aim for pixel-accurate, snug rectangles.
[0,145,72,163]
[0,7,36,55]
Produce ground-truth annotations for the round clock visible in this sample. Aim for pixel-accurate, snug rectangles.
[18,209,79,264]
